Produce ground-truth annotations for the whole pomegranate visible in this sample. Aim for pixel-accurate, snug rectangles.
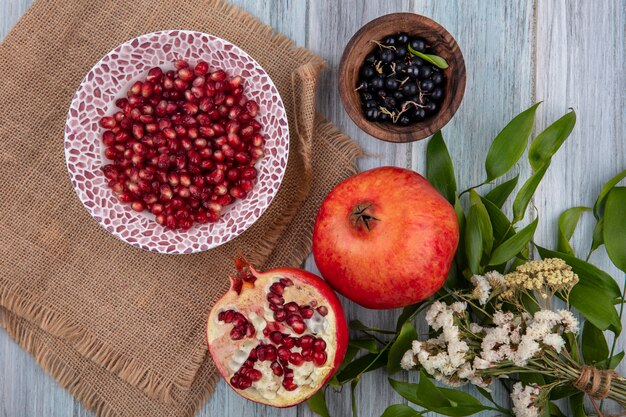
[206,257,348,407]
[313,166,459,309]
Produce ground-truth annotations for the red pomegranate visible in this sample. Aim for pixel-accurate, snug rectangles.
[206,257,348,407]
[313,166,459,309]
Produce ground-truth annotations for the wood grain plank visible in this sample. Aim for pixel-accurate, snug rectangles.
[534,0,626,415]
[302,1,414,416]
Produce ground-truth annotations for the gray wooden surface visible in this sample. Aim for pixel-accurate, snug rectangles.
[1,1,624,416]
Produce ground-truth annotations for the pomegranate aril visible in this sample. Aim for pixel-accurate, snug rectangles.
[239,377,252,389]
[291,321,306,334]
[314,338,327,351]
[241,167,257,180]
[300,307,314,319]
[194,61,209,76]
[288,352,304,366]
[280,278,294,287]
[302,348,314,361]
[277,346,290,362]
[267,293,284,306]
[221,310,235,323]
[230,327,244,340]
[232,313,247,327]
[313,351,328,366]
[131,201,145,212]
[300,335,314,349]
[240,179,254,192]
[316,306,329,316]
[141,82,153,98]
[210,70,227,82]
[245,324,256,338]
[282,379,298,391]
[269,331,283,344]
[273,309,287,322]
[230,186,246,199]
[284,302,299,313]
[270,361,284,376]
[151,203,164,215]
[247,369,262,382]
[119,192,133,203]
[245,100,259,117]
[99,116,116,129]
[178,68,194,81]
[269,282,284,296]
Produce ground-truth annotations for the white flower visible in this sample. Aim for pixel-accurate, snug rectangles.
[534,310,560,326]
[558,309,579,333]
[513,336,541,366]
[451,301,467,314]
[471,275,492,305]
[400,350,416,370]
[473,356,491,370]
[411,340,422,355]
[542,333,565,352]
[511,382,540,417]
[470,323,484,334]
[493,310,514,325]
[425,301,447,327]
[485,271,505,287]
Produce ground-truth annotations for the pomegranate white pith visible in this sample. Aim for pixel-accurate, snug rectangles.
[207,259,348,407]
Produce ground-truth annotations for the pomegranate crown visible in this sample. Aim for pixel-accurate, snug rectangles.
[230,255,258,294]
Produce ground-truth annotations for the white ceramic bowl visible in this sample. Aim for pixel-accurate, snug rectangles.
[64,30,289,254]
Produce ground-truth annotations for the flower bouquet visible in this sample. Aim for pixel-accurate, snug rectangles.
[307,105,626,417]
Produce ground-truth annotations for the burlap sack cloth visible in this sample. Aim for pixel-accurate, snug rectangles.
[0,0,363,415]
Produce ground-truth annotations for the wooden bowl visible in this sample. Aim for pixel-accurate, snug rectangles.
[338,13,466,143]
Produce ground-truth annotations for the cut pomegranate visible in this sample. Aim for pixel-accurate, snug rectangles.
[99,60,266,230]
[207,258,348,407]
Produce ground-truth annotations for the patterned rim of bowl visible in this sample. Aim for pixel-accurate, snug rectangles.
[64,30,289,254]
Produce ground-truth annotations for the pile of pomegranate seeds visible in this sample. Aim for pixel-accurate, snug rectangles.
[99,59,266,230]
[217,277,330,392]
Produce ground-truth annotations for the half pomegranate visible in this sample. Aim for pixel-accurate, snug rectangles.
[206,257,348,407]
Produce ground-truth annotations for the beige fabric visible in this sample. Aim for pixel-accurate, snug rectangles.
[0,0,362,415]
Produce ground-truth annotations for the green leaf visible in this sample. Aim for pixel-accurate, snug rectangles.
[470,190,494,255]
[557,207,590,255]
[590,218,605,255]
[351,379,359,417]
[596,351,624,370]
[396,302,425,332]
[307,389,331,417]
[528,110,576,170]
[481,196,515,243]
[349,337,379,353]
[569,393,588,417]
[582,321,609,364]
[427,131,456,204]
[593,169,626,219]
[387,322,418,374]
[407,45,448,69]
[380,404,424,417]
[513,163,549,222]
[389,374,449,410]
[485,175,519,209]
[536,246,622,333]
[604,187,626,272]
[548,402,567,417]
[336,350,389,384]
[349,320,396,334]
[465,206,484,275]
[488,217,538,265]
[564,332,581,364]
[390,372,495,416]
[485,103,540,181]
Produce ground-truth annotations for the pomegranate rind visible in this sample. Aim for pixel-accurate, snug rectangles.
[206,261,348,407]
[312,166,459,309]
